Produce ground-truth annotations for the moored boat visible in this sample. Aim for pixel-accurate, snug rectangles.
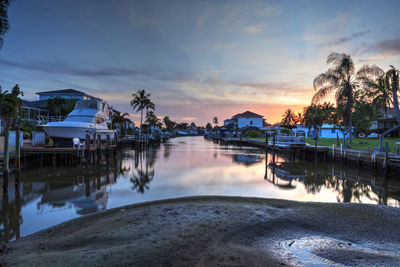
[41,99,116,146]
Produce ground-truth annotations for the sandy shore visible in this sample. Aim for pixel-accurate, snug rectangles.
[1,196,400,266]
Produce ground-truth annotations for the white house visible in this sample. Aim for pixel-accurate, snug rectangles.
[225,111,264,129]
[296,124,346,138]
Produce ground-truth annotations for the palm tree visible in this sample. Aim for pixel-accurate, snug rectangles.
[46,97,69,119]
[213,117,218,126]
[312,52,381,144]
[0,84,23,177]
[386,65,400,123]
[377,65,400,149]
[358,66,392,118]
[0,0,12,48]
[281,108,297,127]
[130,90,152,137]
[145,111,160,128]
[112,112,131,137]
[302,104,324,149]
[163,116,176,132]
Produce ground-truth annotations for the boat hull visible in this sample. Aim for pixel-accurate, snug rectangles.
[44,126,115,146]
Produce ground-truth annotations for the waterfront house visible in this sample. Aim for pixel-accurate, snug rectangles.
[187,124,199,135]
[307,124,346,139]
[224,111,264,130]
[376,118,399,137]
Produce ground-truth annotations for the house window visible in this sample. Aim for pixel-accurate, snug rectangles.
[250,120,253,125]
[331,129,335,133]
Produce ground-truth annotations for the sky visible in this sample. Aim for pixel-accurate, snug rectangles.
[0,0,400,126]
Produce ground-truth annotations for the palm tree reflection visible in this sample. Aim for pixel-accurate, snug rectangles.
[125,147,157,194]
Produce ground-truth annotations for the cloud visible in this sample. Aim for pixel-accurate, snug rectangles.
[0,59,146,77]
[243,23,265,34]
[328,30,370,46]
[364,38,400,55]
[181,117,197,121]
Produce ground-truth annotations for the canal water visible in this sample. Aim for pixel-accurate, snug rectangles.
[1,136,399,242]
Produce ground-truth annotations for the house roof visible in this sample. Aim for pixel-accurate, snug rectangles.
[232,111,263,119]
[36,89,87,95]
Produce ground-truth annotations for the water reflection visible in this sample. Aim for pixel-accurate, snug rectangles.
[0,136,399,243]
[266,152,399,206]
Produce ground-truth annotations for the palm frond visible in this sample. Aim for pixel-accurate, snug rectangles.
[312,85,337,104]
[326,52,344,65]
[356,64,383,78]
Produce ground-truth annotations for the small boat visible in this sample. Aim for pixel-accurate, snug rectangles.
[42,99,116,146]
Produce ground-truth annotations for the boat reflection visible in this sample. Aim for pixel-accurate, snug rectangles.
[266,161,306,189]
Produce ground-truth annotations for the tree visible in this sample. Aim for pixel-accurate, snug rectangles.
[206,122,212,130]
[377,65,400,149]
[0,0,12,48]
[312,52,381,145]
[46,97,76,118]
[302,104,324,153]
[352,100,376,135]
[163,116,176,131]
[386,65,400,124]
[112,111,131,137]
[213,117,218,126]
[145,111,160,127]
[176,122,188,129]
[0,84,23,176]
[281,108,297,127]
[130,90,152,136]
[359,71,391,118]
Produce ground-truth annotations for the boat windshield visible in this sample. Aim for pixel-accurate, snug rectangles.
[64,116,94,123]
[75,101,98,110]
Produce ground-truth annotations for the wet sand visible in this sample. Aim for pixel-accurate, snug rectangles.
[1,196,400,266]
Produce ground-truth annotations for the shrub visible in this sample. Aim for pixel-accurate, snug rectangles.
[244,129,262,138]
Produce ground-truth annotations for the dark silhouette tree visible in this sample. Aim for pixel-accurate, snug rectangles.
[0,85,23,176]
[131,90,154,137]
[0,0,12,48]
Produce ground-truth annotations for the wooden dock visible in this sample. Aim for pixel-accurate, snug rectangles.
[21,144,117,154]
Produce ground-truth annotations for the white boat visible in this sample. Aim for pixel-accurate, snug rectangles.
[42,99,116,146]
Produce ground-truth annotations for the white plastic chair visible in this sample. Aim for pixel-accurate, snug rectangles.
[72,138,85,150]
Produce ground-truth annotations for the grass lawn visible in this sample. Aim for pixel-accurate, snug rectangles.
[249,137,400,152]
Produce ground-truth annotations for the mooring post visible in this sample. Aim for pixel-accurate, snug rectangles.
[265,132,268,151]
[272,131,276,150]
[3,127,10,185]
[85,134,90,162]
[15,128,21,170]
[384,142,389,170]
[106,134,110,158]
[372,153,376,171]
[93,133,96,146]
[332,144,335,160]
[97,134,101,162]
